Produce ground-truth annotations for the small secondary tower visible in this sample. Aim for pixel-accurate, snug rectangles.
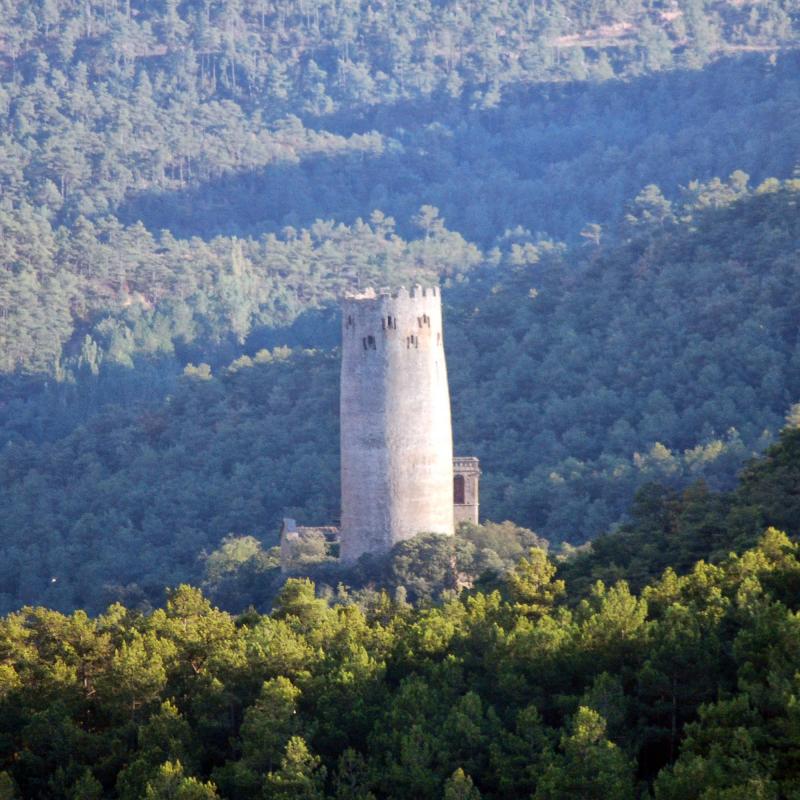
[339,285,454,562]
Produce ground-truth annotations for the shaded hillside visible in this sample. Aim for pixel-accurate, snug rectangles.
[559,426,800,594]
[2,0,799,390]
[2,4,800,390]
[0,207,476,382]
[451,177,800,540]
[117,54,800,242]
[1,177,798,613]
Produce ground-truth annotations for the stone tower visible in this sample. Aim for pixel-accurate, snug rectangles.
[339,285,454,563]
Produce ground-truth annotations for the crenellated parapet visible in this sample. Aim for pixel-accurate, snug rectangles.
[342,285,444,357]
[453,456,480,474]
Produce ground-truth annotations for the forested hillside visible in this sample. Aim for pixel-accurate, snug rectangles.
[1,429,799,799]
[1,0,800,615]
[2,178,799,614]
[1,0,800,382]
[452,177,800,537]
[3,2,800,795]
[2,0,796,115]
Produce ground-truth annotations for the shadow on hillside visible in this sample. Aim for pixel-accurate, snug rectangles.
[244,305,340,354]
[115,52,800,245]
[0,303,343,446]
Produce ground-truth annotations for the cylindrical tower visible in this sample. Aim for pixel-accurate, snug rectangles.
[339,285,454,563]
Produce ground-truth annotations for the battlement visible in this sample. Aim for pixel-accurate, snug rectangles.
[344,284,438,302]
[453,456,481,474]
[342,285,444,355]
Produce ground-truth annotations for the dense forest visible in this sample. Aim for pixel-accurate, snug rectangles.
[1,0,799,385]
[0,428,799,798]
[2,176,799,613]
[3,0,800,796]
[0,0,798,625]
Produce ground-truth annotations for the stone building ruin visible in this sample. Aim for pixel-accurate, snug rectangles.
[453,456,480,527]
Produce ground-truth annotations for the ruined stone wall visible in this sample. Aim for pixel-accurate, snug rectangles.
[339,285,454,563]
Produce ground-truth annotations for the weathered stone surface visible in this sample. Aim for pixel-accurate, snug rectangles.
[339,285,455,562]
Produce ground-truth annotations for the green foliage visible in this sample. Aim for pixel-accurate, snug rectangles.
[504,548,566,615]
[4,181,800,614]
[0,773,18,800]
[534,707,635,799]
[1,4,800,800]
[0,2,794,258]
[458,521,548,581]
[0,434,799,797]
[561,428,800,595]
[452,181,800,544]
[0,0,799,619]
[144,761,220,799]
[335,522,548,605]
[263,737,326,800]
[238,677,302,773]
[443,768,482,800]
[385,534,459,604]
[70,770,103,800]
[202,536,281,610]
[331,749,375,800]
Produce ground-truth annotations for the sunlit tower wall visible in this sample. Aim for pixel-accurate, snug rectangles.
[339,285,454,563]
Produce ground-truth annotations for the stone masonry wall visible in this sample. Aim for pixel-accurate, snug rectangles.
[339,285,454,562]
